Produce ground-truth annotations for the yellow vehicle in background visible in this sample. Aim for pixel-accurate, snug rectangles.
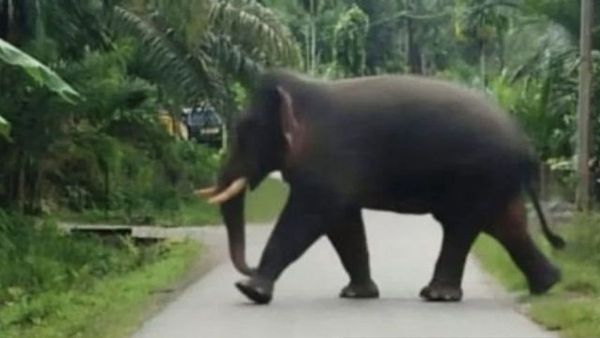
[158,103,225,150]
[158,109,189,140]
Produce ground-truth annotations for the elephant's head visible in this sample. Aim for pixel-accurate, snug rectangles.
[198,72,307,276]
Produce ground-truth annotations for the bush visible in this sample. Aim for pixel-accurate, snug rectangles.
[111,140,219,224]
[0,210,168,327]
[53,134,220,224]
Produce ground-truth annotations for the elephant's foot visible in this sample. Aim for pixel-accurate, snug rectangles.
[419,282,463,302]
[340,280,380,299]
[529,265,561,295]
[235,276,274,304]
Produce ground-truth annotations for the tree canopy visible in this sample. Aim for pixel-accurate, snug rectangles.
[0,0,597,211]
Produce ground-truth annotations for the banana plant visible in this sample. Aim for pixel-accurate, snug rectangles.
[0,38,80,102]
[0,38,80,139]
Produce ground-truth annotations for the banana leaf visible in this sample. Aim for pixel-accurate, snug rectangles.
[0,38,80,103]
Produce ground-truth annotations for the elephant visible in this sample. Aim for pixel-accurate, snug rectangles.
[198,69,565,304]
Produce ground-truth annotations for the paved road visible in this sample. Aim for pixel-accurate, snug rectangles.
[132,211,554,338]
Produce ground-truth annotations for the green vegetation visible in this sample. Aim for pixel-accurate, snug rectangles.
[1,1,597,220]
[0,0,298,217]
[0,178,286,337]
[246,178,290,223]
[333,5,369,76]
[0,0,598,337]
[0,211,199,338]
[58,177,288,226]
[474,215,600,338]
[1,2,296,332]
[0,38,80,103]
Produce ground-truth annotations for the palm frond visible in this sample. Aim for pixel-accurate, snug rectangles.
[209,0,302,67]
[201,33,262,85]
[112,6,214,103]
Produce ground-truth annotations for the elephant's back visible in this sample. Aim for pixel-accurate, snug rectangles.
[317,75,533,205]
[329,75,516,133]
[326,74,529,159]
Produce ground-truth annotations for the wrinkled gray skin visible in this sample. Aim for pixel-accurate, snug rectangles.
[212,70,564,305]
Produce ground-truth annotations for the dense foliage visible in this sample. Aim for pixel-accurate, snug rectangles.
[0,0,300,219]
[0,3,298,333]
[0,211,201,338]
[0,0,598,335]
[0,211,169,329]
[333,5,369,76]
[2,0,597,208]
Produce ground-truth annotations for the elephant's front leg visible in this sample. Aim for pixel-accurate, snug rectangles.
[235,189,329,304]
[327,208,379,299]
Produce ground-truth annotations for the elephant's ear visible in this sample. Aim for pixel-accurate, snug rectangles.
[277,86,305,162]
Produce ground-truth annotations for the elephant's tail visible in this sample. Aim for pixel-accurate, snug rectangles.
[525,185,566,249]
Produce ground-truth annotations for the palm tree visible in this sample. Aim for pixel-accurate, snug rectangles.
[2,0,301,101]
[0,0,302,211]
[455,0,514,85]
[114,0,301,105]
[575,0,594,210]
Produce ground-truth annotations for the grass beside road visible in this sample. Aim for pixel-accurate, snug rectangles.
[473,214,600,338]
[1,240,199,338]
[1,178,288,338]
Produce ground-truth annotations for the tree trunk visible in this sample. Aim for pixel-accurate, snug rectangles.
[406,17,422,74]
[310,18,316,74]
[498,36,506,71]
[304,24,310,72]
[16,151,25,212]
[31,163,42,214]
[479,41,487,87]
[309,0,317,74]
[539,162,549,201]
[104,167,110,217]
[0,0,8,39]
[576,0,594,211]
[4,0,26,44]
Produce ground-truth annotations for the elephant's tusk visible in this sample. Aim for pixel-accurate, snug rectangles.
[208,178,248,204]
[195,186,218,197]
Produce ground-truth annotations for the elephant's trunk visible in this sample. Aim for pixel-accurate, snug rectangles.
[220,190,254,276]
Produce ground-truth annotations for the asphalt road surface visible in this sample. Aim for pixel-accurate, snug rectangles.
[132,211,555,338]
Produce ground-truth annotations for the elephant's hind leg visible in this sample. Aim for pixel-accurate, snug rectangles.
[484,197,561,294]
[421,215,480,302]
[327,208,379,299]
